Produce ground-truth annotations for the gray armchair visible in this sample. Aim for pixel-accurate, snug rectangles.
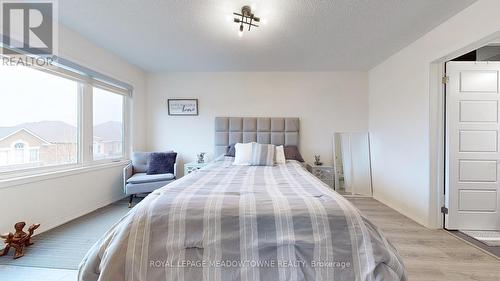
[124,152,177,207]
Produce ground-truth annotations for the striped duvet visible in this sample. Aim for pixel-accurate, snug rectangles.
[79,157,406,281]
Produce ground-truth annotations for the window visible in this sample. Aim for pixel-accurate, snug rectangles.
[14,143,25,149]
[93,87,124,160]
[13,142,26,164]
[0,62,130,175]
[0,66,78,172]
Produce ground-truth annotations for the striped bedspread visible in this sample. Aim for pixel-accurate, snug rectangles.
[78,157,406,281]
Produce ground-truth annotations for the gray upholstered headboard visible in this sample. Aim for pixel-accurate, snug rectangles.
[214,117,300,156]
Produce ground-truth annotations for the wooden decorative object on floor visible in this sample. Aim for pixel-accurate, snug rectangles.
[0,222,40,259]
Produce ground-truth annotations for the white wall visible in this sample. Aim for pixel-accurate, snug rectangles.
[0,165,125,234]
[148,72,368,176]
[0,25,147,234]
[368,0,500,228]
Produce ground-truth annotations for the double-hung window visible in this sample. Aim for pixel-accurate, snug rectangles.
[0,59,131,175]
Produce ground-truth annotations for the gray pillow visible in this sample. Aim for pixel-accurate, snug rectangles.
[284,146,304,162]
[133,151,173,173]
[251,143,275,166]
[225,144,236,157]
[146,152,177,175]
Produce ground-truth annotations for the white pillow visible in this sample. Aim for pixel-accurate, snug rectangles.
[233,143,253,165]
[275,145,286,164]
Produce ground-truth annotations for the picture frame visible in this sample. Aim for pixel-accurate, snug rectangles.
[167,99,198,116]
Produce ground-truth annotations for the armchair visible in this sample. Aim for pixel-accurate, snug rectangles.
[123,152,177,208]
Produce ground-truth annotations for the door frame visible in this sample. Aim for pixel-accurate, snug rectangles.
[431,31,500,229]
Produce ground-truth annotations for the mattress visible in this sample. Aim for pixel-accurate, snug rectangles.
[78,157,406,281]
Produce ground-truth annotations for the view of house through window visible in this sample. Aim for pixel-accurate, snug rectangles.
[0,66,79,172]
[0,65,128,173]
[93,87,124,160]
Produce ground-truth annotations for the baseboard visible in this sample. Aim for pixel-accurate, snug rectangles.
[373,194,433,229]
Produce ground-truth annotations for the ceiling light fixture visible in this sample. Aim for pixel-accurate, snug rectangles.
[233,5,260,37]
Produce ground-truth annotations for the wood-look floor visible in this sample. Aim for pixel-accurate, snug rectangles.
[345,196,500,281]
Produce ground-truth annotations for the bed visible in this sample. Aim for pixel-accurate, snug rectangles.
[78,117,406,281]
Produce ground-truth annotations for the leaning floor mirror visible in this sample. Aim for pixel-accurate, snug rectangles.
[333,132,373,196]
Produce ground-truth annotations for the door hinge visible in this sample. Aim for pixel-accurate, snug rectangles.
[441,206,449,214]
[442,76,449,84]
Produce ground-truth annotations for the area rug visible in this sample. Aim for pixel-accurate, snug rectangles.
[461,230,500,247]
[0,199,133,270]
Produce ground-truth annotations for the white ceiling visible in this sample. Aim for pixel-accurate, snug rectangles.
[59,0,477,72]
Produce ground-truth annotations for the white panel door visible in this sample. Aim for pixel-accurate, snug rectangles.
[446,62,500,230]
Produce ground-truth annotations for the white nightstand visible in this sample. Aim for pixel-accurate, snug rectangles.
[306,163,334,188]
[184,162,208,176]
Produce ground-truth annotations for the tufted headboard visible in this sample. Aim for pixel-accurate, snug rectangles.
[214,117,300,156]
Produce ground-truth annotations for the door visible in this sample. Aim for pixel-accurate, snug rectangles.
[446,61,500,230]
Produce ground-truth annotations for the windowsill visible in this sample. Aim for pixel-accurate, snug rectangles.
[0,160,130,190]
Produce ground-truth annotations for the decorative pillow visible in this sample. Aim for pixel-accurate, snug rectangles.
[233,143,253,165]
[251,143,275,166]
[225,144,236,157]
[275,145,286,164]
[283,146,304,162]
[133,150,173,173]
[146,152,177,175]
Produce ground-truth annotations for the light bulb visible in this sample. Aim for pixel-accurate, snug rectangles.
[261,18,268,25]
[238,30,244,38]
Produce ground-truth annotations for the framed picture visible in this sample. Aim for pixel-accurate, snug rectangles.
[168,99,198,116]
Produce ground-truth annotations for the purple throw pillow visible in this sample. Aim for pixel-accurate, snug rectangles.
[146,152,177,175]
[283,146,304,162]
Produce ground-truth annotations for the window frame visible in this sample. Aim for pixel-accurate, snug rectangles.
[0,58,132,179]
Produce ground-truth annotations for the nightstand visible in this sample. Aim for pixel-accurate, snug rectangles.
[184,162,208,176]
[306,163,334,188]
